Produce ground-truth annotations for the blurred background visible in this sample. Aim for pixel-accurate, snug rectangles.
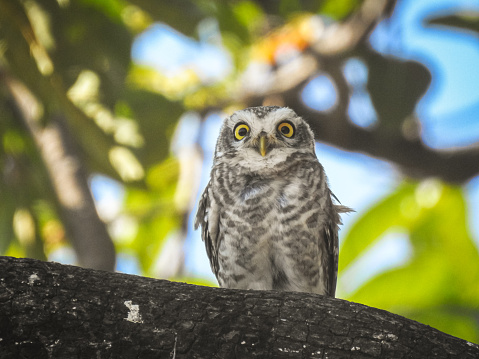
[1,0,478,343]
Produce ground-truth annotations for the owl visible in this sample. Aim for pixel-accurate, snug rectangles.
[195,106,350,296]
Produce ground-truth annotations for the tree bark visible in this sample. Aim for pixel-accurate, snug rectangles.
[0,256,477,359]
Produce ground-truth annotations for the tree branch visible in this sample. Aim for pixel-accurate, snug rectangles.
[204,0,479,183]
[311,0,394,57]
[282,93,479,184]
[3,76,116,271]
[1,256,477,358]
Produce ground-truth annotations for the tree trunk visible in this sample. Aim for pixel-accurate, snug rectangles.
[0,256,477,359]
[4,76,116,271]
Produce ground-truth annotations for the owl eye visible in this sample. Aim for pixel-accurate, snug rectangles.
[234,123,250,141]
[278,121,295,138]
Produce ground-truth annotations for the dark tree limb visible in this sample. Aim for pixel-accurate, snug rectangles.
[1,256,477,358]
[217,65,479,184]
[281,92,479,184]
[205,0,479,184]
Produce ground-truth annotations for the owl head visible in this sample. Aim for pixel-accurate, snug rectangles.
[214,106,316,171]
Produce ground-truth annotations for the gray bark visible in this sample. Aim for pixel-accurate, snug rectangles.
[0,256,477,358]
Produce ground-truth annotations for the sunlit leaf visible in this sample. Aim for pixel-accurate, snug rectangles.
[123,157,181,276]
[78,0,125,23]
[0,1,56,103]
[122,87,185,167]
[279,0,302,17]
[171,277,217,288]
[339,182,416,272]
[0,2,121,180]
[409,308,479,345]
[344,182,479,343]
[3,130,27,154]
[132,213,179,275]
[214,2,251,45]
[4,241,27,259]
[146,157,180,192]
[109,146,145,182]
[0,194,15,254]
[127,65,201,100]
[128,0,204,37]
[46,0,132,102]
[320,0,360,20]
[233,1,264,34]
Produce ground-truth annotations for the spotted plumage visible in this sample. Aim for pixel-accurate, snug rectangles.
[195,106,350,296]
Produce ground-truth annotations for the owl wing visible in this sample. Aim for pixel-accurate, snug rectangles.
[323,215,339,297]
[326,191,354,297]
[194,182,221,276]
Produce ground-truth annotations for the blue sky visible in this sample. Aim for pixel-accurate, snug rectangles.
[117,0,479,284]
[132,23,231,83]
[371,0,479,148]
[132,0,479,148]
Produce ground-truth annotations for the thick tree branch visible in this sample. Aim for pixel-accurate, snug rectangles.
[233,70,479,183]
[213,0,479,183]
[282,92,479,184]
[311,0,394,57]
[1,256,477,358]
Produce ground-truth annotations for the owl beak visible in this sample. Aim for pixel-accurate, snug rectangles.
[259,135,268,157]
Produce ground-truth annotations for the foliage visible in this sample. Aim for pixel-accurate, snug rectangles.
[0,0,478,343]
[340,181,479,342]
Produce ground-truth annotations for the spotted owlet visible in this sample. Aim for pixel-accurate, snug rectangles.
[195,106,350,296]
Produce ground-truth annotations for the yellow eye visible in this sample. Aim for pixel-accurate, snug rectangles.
[234,123,250,141]
[278,122,295,138]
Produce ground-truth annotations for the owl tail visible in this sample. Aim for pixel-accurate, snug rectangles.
[335,205,354,214]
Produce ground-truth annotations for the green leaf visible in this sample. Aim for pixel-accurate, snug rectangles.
[171,277,218,288]
[408,185,479,306]
[215,2,251,45]
[123,158,181,276]
[339,182,416,272]
[46,0,133,103]
[0,1,122,180]
[122,88,185,168]
[195,1,253,69]
[279,0,302,17]
[0,193,15,254]
[409,307,479,345]
[233,1,264,32]
[146,157,180,192]
[78,0,125,23]
[320,0,360,20]
[344,182,479,343]
[128,0,204,37]
[348,262,438,309]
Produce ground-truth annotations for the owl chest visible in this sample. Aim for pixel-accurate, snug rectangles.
[228,178,306,228]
